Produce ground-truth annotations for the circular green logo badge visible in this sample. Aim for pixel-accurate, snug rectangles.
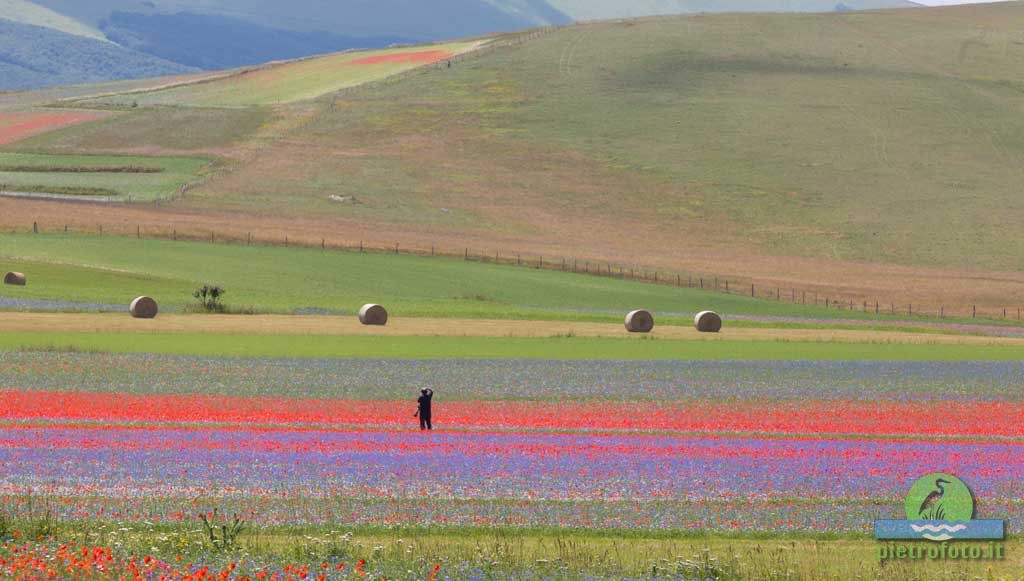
[904,473,974,522]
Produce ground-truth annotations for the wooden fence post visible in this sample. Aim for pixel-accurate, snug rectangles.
[972,305,976,318]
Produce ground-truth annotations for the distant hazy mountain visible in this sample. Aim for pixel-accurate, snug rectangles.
[2,0,922,89]
[0,18,194,90]
[98,12,419,70]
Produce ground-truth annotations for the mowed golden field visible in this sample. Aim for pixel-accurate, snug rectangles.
[2,3,1024,308]
[5,312,1024,345]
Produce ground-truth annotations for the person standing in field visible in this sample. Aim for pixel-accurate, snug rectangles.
[415,388,434,430]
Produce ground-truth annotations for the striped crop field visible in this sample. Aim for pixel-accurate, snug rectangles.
[80,41,486,108]
[0,110,108,146]
[1,354,1020,551]
[0,153,209,201]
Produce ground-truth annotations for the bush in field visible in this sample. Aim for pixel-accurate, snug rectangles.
[193,284,226,313]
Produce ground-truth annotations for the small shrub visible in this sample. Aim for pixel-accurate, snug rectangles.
[193,284,226,313]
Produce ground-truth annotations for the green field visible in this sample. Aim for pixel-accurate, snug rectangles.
[77,41,484,108]
[4,332,1021,360]
[0,232,989,321]
[0,518,1016,580]
[0,152,208,201]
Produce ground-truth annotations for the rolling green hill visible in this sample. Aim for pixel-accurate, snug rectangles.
[2,0,922,88]
[3,3,1024,309]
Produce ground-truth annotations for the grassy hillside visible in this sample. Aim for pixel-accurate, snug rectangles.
[159,4,1020,294]
[5,0,922,88]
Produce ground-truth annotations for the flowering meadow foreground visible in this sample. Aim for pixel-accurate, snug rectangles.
[0,353,1022,579]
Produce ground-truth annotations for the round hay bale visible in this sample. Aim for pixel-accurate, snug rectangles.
[130,296,159,319]
[3,271,26,286]
[694,310,722,333]
[624,309,655,333]
[359,303,388,326]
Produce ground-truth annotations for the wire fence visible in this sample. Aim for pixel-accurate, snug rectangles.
[17,219,1024,324]
[16,24,1024,324]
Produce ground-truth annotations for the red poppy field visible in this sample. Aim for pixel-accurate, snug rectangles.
[0,111,108,146]
[2,390,1022,438]
[0,353,1021,579]
[347,50,454,66]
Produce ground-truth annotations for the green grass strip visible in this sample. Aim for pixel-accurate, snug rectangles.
[3,332,1022,360]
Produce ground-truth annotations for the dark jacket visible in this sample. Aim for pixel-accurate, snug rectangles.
[418,391,433,416]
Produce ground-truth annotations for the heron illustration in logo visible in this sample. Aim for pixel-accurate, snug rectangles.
[915,477,951,520]
[875,472,1005,543]
[903,473,974,541]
